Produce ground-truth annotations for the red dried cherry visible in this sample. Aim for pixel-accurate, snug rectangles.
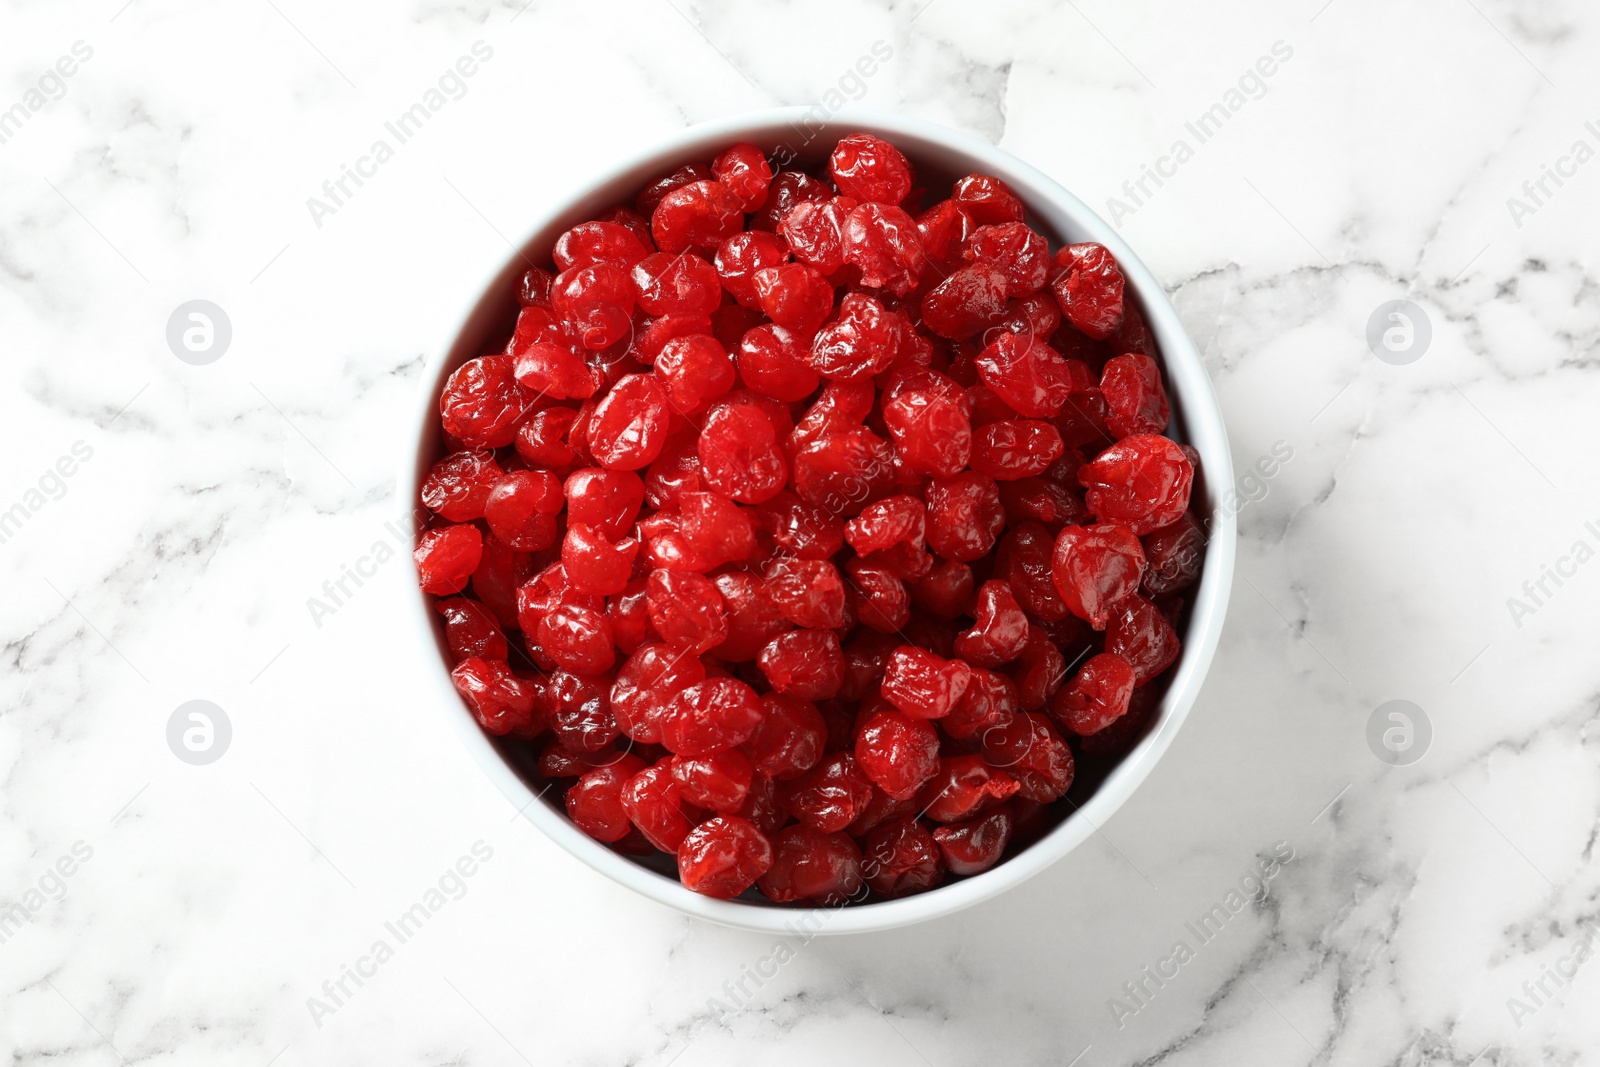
[829,133,913,205]
[566,755,648,842]
[931,807,1014,876]
[547,670,620,754]
[951,174,1025,225]
[743,693,827,780]
[999,476,1089,529]
[607,579,654,654]
[854,707,940,800]
[1105,595,1180,685]
[737,324,819,402]
[518,266,554,307]
[844,494,925,557]
[631,252,722,318]
[843,203,925,296]
[436,598,509,663]
[711,143,773,211]
[440,355,529,448]
[861,819,944,898]
[921,265,1009,340]
[916,199,975,271]
[766,558,846,630]
[1101,352,1170,438]
[1078,432,1193,536]
[919,755,1020,823]
[636,162,711,216]
[925,472,1005,562]
[561,524,637,597]
[752,262,834,336]
[997,291,1063,341]
[513,342,601,401]
[1050,242,1125,340]
[655,334,735,413]
[422,451,504,521]
[758,628,844,700]
[599,204,655,249]
[620,760,697,852]
[551,264,636,350]
[970,420,1064,481]
[953,580,1030,668]
[941,666,1018,741]
[1012,623,1068,711]
[450,657,534,735]
[849,788,921,839]
[709,572,791,661]
[1050,652,1136,735]
[652,180,745,254]
[660,677,764,757]
[1051,523,1146,629]
[416,524,483,595]
[981,712,1074,802]
[671,748,754,813]
[758,824,864,904]
[844,559,911,634]
[1142,512,1205,597]
[881,370,972,476]
[976,331,1073,418]
[484,469,563,551]
[780,752,874,833]
[715,231,790,308]
[698,397,789,505]
[881,645,971,719]
[789,379,873,454]
[610,642,705,743]
[634,312,714,364]
[555,221,652,272]
[997,521,1070,621]
[781,196,856,275]
[471,534,533,631]
[756,491,845,560]
[965,222,1050,297]
[647,569,728,653]
[679,816,773,898]
[751,170,831,232]
[809,292,901,381]
[737,774,786,835]
[565,467,645,541]
[910,559,977,619]
[586,374,670,470]
[537,603,615,674]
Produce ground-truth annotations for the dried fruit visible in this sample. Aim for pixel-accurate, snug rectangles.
[660,677,764,757]
[1050,652,1136,735]
[1050,242,1125,340]
[758,824,864,904]
[1078,432,1193,535]
[854,707,940,800]
[679,816,773,897]
[652,180,745,254]
[1051,523,1147,629]
[829,132,913,205]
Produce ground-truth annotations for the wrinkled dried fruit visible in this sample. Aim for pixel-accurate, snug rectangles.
[1051,523,1147,630]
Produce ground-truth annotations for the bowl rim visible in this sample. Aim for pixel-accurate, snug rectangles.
[401,106,1236,935]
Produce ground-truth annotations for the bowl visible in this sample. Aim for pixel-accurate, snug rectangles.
[402,107,1236,934]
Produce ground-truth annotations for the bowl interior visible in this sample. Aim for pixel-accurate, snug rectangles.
[407,108,1235,933]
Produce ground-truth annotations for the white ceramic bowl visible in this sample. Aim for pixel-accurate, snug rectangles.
[403,108,1236,934]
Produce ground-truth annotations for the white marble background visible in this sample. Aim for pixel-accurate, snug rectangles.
[2,0,1598,1063]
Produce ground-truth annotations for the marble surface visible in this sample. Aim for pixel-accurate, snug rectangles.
[3,0,1598,1063]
